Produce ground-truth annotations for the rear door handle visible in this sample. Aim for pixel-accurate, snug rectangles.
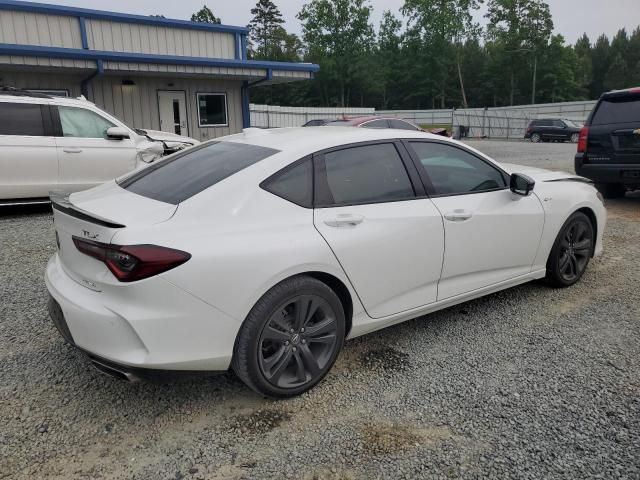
[324,214,365,228]
[444,210,473,222]
[63,148,83,153]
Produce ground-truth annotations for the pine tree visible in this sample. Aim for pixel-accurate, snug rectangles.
[249,0,286,59]
[191,5,221,24]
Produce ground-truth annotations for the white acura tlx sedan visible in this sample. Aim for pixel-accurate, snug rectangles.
[45,127,606,397]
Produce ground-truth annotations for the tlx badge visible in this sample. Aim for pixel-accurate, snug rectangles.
[82,230,99,240]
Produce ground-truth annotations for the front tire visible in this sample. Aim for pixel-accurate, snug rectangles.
[570,133,579,143]
[545,212,594,288]
[232,276,345,398]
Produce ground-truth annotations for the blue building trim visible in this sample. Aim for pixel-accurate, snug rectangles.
[0,0,249,34]
[78,16,88,49]
[0,43,321,73]
[241,34,248,61]
[234,32,241,60]
[80,59,103,98]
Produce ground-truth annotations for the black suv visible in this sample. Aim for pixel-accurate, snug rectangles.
[575,87,640,198]
[525,118,582,143]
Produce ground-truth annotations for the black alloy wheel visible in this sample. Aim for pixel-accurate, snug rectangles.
[232,275,345,398]
[258,295,339,389]
[546,212,594,287]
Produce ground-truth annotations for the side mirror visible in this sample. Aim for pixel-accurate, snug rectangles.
[106,126,130,140]
[510,173,535,196]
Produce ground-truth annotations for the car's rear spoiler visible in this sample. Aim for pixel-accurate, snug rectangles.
[49,191,126,229]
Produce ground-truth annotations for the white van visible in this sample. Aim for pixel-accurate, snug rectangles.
[0,88,198,203]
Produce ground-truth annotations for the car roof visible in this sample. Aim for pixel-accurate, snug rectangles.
[601,87,640,99]
[221,126,442,158]
[0,93,97,107]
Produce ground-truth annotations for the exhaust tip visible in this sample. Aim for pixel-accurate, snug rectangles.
[90,358,140,383]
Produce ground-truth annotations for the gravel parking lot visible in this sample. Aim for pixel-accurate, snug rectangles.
[1,141,639,479]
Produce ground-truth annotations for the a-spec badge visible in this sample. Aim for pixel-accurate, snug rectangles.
[82,230,100,240]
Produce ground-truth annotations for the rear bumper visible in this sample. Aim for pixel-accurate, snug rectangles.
[45,253,239,372]
[575,156,640,184]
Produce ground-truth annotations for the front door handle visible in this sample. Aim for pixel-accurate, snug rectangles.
[444,210,473,222]
[63,148,83,154]
[324,214,365,228]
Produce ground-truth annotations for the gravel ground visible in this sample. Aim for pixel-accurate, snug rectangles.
[1,141,639,479]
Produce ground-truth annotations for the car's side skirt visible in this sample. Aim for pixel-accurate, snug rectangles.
[348,269,547,339]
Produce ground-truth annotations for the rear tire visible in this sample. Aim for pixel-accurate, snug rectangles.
[595,183,626,199]
[531,133,541,143]
[232,275,345,398]
[545,212,594,288]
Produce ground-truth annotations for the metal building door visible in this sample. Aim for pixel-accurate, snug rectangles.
[158,90,188,136]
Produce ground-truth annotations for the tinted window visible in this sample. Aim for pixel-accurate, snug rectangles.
[59,106,115,138]
[592,97,640,125]
[389,119,418,130]
[410,142,507,196]
[361,119,389,129]
[197,93,227,126]
[317,143,414,206]
[538,120,551,127]
[120,142,279,204]
[262,159,312,207]
[0,102,46,136]
[325,120,353,126]
[552,120,565,128]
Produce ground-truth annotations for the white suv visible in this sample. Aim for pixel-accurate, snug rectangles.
[0,89,198,203]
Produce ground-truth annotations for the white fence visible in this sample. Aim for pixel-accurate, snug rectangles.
[249,104,374,128]
[249,100,598,139]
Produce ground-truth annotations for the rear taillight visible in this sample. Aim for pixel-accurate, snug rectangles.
[577,126,589,153]
[72,237,191,282]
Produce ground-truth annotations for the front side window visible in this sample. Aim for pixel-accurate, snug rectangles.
[410,142,507,196]
[120,141,279,205]
[316,143,415,206]
[0,102,46,136]
[59,106,115,138]
[197,93,228,127]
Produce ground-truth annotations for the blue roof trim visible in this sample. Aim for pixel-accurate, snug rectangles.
[0,43,320,73]
[0,0,249,34]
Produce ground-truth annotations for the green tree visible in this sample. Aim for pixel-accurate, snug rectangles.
[486,0,553,105]
[248,0,286,59]
[402,0,483,107]
[297,0,375,107]
[190,5,221,24]
[590,34,611,97]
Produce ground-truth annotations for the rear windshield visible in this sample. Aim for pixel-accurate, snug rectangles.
[119,141,279,204]
[592,97,640,125]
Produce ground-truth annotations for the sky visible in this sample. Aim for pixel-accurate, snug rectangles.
[51,0,640,45]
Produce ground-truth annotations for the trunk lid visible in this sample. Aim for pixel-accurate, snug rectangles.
[51,182,177,290]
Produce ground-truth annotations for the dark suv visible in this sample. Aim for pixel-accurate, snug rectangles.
[575,87,640,198]
[525,118,582,143]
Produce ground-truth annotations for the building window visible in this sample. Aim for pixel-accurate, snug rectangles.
[197,93,228,127]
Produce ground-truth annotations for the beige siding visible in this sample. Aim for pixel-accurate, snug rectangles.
[86,19,236,59]
[102,61,266,80]
[88,76,243,140]
[0,11,83,48]
[0,55,94,69]
[0,71,84,96]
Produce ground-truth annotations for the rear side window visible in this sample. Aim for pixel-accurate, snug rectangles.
[261,158,313,208]
[316,143,415,206]
[0,102,46,136]
[592,97,640,125]
[120,142,279,204]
